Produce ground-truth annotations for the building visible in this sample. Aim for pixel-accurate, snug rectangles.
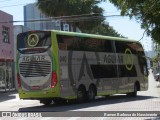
[24,3,61,31]
[0,10,14,92]
[24,3,81,32]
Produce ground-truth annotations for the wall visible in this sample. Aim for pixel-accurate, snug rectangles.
[24,3,59,30]
[0,10,14,61]
[0,10,14,91]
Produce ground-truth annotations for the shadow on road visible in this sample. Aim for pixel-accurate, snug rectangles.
[19,94,157,112]
[0,91,17,102]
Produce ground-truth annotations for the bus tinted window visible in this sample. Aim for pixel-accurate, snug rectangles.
[57,35,114,52]
[138,53,148,75]
[17,31,51,54]
[118,65,137,77]
[91,65,118,78]
[115,41,147,75]
[115,41,143,54]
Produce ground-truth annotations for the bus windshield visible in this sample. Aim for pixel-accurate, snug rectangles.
[17,31,51,54]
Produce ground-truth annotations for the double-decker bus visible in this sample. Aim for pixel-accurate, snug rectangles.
[16,30,148,105]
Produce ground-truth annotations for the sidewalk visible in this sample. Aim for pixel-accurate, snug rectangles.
[146,69,160,97]
[0,90,18,102]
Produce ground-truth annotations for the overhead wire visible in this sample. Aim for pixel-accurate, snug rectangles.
[138,29,147,42]
[0,14,123,23]
[0,1,148,41]
[0,3,26,8]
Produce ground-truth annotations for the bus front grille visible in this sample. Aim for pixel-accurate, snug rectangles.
[19,61,51,77]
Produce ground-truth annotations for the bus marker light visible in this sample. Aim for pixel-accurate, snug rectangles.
[51,72,58,88]
[31,86,40,90]
[17,73,21,88]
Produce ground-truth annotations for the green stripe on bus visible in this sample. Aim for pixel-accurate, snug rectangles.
[53,30,138,42]
[51,32,60,96]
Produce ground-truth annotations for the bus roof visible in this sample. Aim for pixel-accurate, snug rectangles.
[51,30,139,43]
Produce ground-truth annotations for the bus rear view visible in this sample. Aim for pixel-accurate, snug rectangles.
[17,31,60,105]
[17,30,148,105]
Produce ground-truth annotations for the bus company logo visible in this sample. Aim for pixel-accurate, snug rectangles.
[124,48,134,70]
[27,34,39,47]
[2,112,11,117]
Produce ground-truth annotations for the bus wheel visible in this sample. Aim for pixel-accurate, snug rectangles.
[87,86,96,101]
[132,84,138,97]
[40,99,52,105]
[77,86,86,103]
[127,85,138,97]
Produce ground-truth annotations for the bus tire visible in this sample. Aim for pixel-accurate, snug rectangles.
[40,99,52,105]
[87,85,96,101]
[127,84,138,97]
[77,86,87,103]
[132,84,138,97]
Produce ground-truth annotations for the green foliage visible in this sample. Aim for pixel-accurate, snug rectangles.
[36,0,123,37]
[153,55,158,62]
[37,0,104,32]
[37,0,99,16]
[109,0,160,44]
[90,22,124,37]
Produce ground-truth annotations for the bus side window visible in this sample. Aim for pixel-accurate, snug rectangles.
[115,41,128,53]
[58,43,68,50]
[104,40,114,53]
[57,35,73,50]
[138,55,148,75]
[135,43,148,76]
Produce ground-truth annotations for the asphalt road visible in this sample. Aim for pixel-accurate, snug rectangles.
[0,70,160,120]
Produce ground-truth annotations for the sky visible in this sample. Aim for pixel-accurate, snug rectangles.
[0,0,152,51]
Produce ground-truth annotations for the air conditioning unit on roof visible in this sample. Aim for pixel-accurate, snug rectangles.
[63,24,69,31]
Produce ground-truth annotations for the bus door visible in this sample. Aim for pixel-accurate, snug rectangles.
[115,41,130,93]
[57,35,76,98]
[102,40,119,94]
[59,52,71,98]
[115,41,139,93]
[111,41,119,93]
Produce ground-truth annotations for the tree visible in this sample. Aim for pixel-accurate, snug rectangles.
[108,0,160,44]
[37,0,104,33]
[90,22,124,37]
[36,0,124,37]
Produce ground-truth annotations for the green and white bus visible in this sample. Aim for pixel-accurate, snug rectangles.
[16,30,148,105]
